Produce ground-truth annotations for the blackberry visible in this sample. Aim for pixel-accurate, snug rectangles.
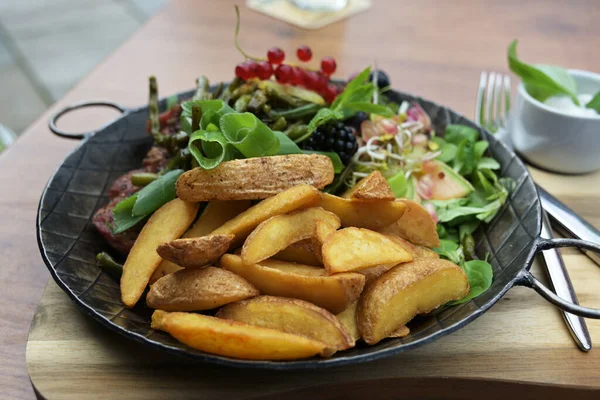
[302,122,358,164]
[369,69,390,88]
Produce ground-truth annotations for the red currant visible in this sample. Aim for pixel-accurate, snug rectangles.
[256,61,274,80]
[291,67,304,86]
[297,45,312,62]
[267,47,285,64]
[324,84,338,103]
[320,57,336,75]
[245,60,258,79]
[275,64,292,83]
[315,73,328,91]
[304,71,319,90]
[235,63,251,80]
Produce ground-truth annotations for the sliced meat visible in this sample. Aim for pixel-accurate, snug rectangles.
[92,196,142,254]
[142,146,170,172]
[108,169,144,200]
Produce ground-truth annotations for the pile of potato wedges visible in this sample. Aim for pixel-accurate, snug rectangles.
[119,156,470,360]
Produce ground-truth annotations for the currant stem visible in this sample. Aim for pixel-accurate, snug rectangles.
[234,6,265,62]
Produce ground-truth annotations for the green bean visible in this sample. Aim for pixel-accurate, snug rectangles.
[265,85,303,108]
[192,76,211,101]
[261,104,272,114]
[131,172,159,187]
[462,233,476,261]
[96,252,123,279]
[234,94,252,113]
[220,77,242,103]
[271,103,321,120]
[284,123,308,140]
[231,82,258,101]
[248,90,268,113]
[270,116,287,131]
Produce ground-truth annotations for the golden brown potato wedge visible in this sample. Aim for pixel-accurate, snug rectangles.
[322,227,413,274]
[311,219,338,262]
[157,234,234,269]
[335,300,360,342]
[216,296,354,354]
[220,254,365,313]
[319,193,406,230]
[150,200,251,284]
[210,185,322,247]
[388,325,410,338]
[357,258,469,344]
[176,155,334,202]
[273,239,321,266]
[342,171,395,201]
[186,200,252,238]
[152,310,326,360]
[241,207,340,265]
[415,245,440,259]
[359,264,396,286]
[378,199,440,248]
[120,199,199,307]
[386,235,440,260]
[146,266,258,311]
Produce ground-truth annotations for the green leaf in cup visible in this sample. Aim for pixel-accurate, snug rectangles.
[586,91,600,112]
[508,40,580,106]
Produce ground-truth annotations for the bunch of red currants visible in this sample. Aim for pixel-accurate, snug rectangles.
[234,45,341,103]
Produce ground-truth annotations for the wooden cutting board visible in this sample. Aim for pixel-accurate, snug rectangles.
[26,252,600,398]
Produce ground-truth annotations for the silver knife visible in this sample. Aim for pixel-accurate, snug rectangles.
[539,210,592,351]
[538,186,600,266]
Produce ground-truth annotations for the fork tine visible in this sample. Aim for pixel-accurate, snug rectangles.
[501,74,511,128]
[485,72,497,132]
[475,71,487,125]
[494,72,503,129]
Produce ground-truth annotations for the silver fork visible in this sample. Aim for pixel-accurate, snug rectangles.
[475,71,592,352]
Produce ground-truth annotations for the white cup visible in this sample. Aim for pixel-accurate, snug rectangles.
[509,69,600,174]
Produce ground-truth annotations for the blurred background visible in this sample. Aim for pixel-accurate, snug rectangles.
[0,0,166,149]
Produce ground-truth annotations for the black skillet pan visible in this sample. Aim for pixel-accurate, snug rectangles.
[38,87,600,369]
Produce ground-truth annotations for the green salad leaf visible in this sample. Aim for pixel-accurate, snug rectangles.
[449,260,493,305]
[111,169,184,235]
[586,91,600,112]
[508,40,580,105]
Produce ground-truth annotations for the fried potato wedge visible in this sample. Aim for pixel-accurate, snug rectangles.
[342,171,395,201]
[389,325,410,338]
[358,258,469,344]
[322,227,413,274]
[146,266,258,311]
[186,200,252,238]
[335,300,360,342]
[210,185,322,247]
[121,199,199,307]
[216,296,354,354]
[319,193,406,229]
[152,310,326,360]
[378,199,440,248]
[241,207,340,265]
[311,219,338,262]
[359,264,396,285]
[220,254,365,313]
[157,234,234,269]
[176,155,334,202]
[150,200,251,284]
[273,239,321,266]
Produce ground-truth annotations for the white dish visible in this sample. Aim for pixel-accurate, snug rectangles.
[510,69,600,174]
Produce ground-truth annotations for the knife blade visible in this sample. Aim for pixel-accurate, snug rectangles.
[538,186,600,266]
[539,210,592,351]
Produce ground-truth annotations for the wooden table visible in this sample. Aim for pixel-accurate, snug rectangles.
[1,0,599,398]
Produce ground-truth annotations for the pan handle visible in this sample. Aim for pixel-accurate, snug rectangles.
[48,101,127,140]
[517,238,600,319]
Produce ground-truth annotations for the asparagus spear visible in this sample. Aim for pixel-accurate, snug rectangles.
[96,252,123,279]
[212,82,224,99]
[247,90,268,113]
[270,116,287,131]
[191,104,203,132]
[234,94,252,112]
[148,76,162,142]
[192,76,211,101]
[220,77,242,103]
[284,123,308,140]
